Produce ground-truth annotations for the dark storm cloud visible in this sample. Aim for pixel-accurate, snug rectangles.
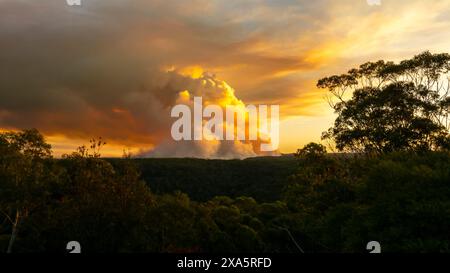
[0,0,318,151]
[2,0,447,155]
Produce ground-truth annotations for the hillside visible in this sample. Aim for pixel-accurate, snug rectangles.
[108,156,298,202]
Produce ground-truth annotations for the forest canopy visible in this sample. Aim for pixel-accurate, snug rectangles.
[0,128,449,253]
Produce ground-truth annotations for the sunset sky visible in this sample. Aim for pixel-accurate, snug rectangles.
[1,0,450,157]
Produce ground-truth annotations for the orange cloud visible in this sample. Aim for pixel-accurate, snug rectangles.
[1,0,450,156]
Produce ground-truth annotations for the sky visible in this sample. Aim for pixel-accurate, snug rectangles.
[1,0,450,157]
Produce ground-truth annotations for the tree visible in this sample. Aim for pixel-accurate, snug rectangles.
[0,129,54,253]
[318,51,450,153]
[51,139,156,252]
[296,143,327,159]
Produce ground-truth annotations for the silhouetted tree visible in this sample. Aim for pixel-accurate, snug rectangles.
[296,143,327,159]
[0,129,54,253]
[318,51,450,153]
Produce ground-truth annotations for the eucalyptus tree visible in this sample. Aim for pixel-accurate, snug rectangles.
[318,51,450,153]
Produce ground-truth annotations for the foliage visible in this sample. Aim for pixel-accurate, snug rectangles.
[318,51,450,153]
[1,130,450,253]
[0,129,56,252]
[116,156,297,202]
[285,147,450,252]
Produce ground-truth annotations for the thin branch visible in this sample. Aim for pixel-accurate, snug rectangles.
[0,209,14,225]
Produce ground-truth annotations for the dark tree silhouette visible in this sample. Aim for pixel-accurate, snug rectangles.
[296,142,327,159]
[0,129,53,252]
[318,51,450,153]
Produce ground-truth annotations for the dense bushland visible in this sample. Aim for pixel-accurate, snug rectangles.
[1,129,449,253]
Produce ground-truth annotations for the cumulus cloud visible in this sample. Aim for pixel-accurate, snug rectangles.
[0,0,288,157]
[1,0,449,156]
